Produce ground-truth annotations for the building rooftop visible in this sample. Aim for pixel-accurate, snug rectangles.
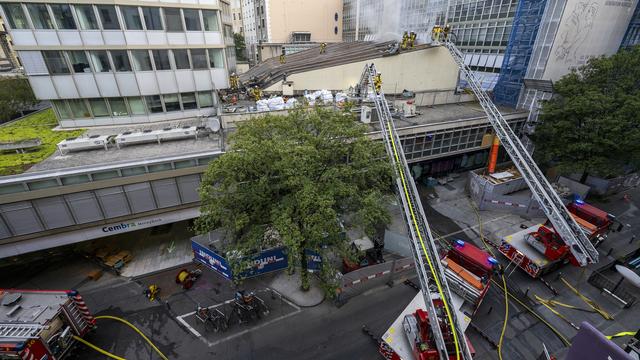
[366,101,527,133]
[240,41,434,89]
[26,118,222,173]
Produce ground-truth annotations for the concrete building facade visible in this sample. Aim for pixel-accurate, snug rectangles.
[241,0,342,63]
[230,0,243,34]
[0,0,237,128]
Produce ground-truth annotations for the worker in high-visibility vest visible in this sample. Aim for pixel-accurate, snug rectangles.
[373,73,382,95]
[320,42,327,54]
[401,31,409,50]
[229,72,239,91]
[279,48,286,64]
[250,85,262,101]
[432,25,442,42]
[409,31,417,48]
[443,24,451,40]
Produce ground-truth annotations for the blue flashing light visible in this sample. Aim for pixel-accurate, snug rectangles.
[575,198,585,205]
[488,257,498,265]
[455,239,465,247]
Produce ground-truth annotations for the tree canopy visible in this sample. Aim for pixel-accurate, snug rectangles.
[0,76,38,123]
[233,33,247,61]
[195,107,393,290]
[533,46,640,181]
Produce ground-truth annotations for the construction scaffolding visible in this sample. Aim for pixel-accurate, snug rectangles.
[493,0,549,107]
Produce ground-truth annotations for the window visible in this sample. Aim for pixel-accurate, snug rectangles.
[68,99,90,118]
[181,92,197,109]
[61,174,89,185]
[2,4,29,29]
[28,179,59,190]
[121,167,146,176]
[92,170,119,180]
[152,50,171,70]
[190,49,207,69]
[127,97,146,115]
[174,159,196,169]
[27,4,54,29]
[163,94,180,111]
[89,51,111,72]
[131,50,153,71]
[50,4,76,29]
[233,13,235,20]
[149,163,173,172]
[110,50,131,72]
[74,5,98,30]
[121,6,142,30]
[145,95,163,113]
[67,51,91,73]
[183,9,201,31]
[97,5,120,30]
[142,7,162,30]
[202,10,218,31]
[334,26,338,35]
[43,51,70,74]
[207,49,224,68]
[164,8,183,31]
[292,32,311,43]
[172,49,190,69]
[108,98,128,116]
[89,98,109,117]
[52,100,72,119]
[197,91,213,107]
[335,12,338,21]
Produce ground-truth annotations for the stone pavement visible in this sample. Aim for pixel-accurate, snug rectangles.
[268,271,326,307]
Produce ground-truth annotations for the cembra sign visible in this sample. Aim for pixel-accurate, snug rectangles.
[102,218,163,233]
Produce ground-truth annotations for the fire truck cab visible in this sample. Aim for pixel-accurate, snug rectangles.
[0,289,95,360]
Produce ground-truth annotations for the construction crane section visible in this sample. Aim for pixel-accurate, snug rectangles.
[359,64,473,360]
[441,40,599,267]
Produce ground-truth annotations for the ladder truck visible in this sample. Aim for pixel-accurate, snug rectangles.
[440,39,599,268]
[359,64,473,360]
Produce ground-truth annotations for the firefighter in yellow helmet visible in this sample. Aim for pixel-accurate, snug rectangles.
[432,25,442,42]
[250,85,262,101]
[401,31,409,50]
[320,42,327,54]
[443,24,451,40]
[279,48,286,64]
[409,31,417,48]
[373,73,382,95]
[230,72,239,91]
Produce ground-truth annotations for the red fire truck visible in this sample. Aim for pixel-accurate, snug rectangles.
[497,201,616,278]
[379,241,494,359]
[0,289,95,360]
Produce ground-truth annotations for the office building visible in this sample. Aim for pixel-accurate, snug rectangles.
[0,0,236,127]
[621,4,640,48]
[231,0,243,34]
[241,0,342,63]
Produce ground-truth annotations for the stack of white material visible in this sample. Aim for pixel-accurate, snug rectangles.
[256,99,270,112]
[285,98,298,109]
[267,97,285,110]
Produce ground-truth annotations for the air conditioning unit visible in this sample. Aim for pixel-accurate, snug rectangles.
[360,105,372,124]
[207,117,221,133]
[115,130,159,148]
[156,126,198,142]
[57,135,110,154]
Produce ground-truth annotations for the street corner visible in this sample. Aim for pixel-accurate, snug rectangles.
[175,288,301,347]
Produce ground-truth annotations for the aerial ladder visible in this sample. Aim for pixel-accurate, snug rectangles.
[359,64,473,360]
[439,37,599,267]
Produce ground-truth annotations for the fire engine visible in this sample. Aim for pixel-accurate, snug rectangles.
[379,242,494,359]
[0,289,95,360]
[497,201,616,278]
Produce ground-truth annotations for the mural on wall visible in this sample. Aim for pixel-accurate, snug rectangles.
[554,1,600,64]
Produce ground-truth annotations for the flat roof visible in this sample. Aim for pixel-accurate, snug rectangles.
[28,118,222,173]
[0,289,69,326]
[367,101,526,133]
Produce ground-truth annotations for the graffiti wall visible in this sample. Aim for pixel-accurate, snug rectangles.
[543,0,638,80]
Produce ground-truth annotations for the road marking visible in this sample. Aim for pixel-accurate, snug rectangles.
[175,288,301,347]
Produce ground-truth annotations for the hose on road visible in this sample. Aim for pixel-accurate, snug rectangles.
[95,315,169,360]
[72,335,126,360]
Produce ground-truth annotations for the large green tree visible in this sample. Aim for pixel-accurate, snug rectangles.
[233,33,247,61]
[196,107,392,290]
[0,77,38,123]
[533,46,640,182]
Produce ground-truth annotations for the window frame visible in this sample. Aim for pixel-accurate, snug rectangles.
[151,49,172,70]
[142,7,163,31]
[131,50,153,71]
[73,4,99,30]
[120,5,143,30]
[109,50,132,72]
[172,49,191,70]
[2,3,30,29]
[26,3,54,29]
[183,8,201,31]
[49,4,77,30]
[67,50,91,74]
[96,5,120,30]
[163,7,184,32]
[42,50,71,75]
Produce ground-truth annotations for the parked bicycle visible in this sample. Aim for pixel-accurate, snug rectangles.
[195,305,229,332]
[231,291,270,324]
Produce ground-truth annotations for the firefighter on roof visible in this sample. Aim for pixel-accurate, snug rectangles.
[320,42,327,54]
[443,24,451,40]
[229,72,239,91]
[409,31,417,48]
[279,48,286,64]
[401,31,409,50]
[432,25,442,42]
[250,85,262,101]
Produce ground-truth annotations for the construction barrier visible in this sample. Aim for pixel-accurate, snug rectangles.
[468,170,544,217]
[336,257,415,304]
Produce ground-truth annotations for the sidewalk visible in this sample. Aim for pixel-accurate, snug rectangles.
[267,271,325,307]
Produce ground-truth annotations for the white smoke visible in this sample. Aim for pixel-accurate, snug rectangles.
[359,0,402,42]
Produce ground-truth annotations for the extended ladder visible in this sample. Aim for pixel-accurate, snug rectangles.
[443,41,598,267]
[360,64,473,360]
